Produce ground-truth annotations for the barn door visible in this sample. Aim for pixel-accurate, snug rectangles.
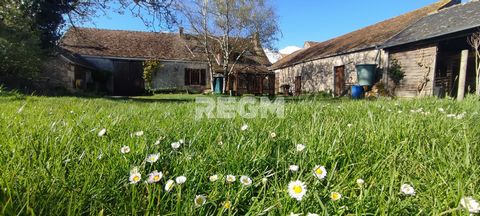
[294,76,302,96]
[113,60,145,96]
[334,66,345,96]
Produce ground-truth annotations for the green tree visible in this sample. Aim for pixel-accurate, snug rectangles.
[0,1,43,78]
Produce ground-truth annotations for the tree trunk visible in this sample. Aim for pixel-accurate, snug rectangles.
[457,49,469,101]
[476,52,480,96]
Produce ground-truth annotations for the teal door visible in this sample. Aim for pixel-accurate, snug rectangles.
[214,77,223,94]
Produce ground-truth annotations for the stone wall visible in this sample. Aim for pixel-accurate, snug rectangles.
[152,61,210,91]
[274,49,386,94]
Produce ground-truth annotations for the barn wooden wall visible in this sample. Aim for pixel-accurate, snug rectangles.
[389,44,437,97]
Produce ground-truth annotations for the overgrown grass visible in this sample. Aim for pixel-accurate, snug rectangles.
[0,94,479,215]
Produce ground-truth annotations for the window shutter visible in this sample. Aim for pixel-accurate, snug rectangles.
[200,69,206,85]
[185,69,190,85]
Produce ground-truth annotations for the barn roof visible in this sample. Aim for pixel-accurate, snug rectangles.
[59,27,271,73]
[270,0,459,70]
[60,27,208,61]
[383,0,480,48]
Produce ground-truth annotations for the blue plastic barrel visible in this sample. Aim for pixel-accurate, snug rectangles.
[351,85,364,99]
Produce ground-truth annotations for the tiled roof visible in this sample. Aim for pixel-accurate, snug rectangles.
[271,0,459,70]
[383,0,480,48]
[59,27,271,73]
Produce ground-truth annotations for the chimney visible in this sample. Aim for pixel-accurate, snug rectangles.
[179,27,184,37]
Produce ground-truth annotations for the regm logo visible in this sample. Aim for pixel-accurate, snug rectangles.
[195,97,285,119]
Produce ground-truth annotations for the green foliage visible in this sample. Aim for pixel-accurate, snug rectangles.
[0,95,479,215]
[388,59,406,85]
[143,60,163,90]
[25,0,72,48]
[0,1,43,79]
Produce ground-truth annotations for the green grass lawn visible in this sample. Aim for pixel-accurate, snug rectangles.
[0,93,479,215]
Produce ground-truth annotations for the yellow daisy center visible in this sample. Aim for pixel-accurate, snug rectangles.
[195,197,204,205]
[315,168,323,175]
[293,185,303,194]
[154,175,160,181]
[150,157,156,161]
[331,193,340,200]
[133,176,140,182]
[224,201,231,209]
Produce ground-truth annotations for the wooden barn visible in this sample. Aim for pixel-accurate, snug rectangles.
[270,0,461,97]
[382,0,480,98]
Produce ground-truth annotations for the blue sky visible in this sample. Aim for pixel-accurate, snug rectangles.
[84,0,464,51]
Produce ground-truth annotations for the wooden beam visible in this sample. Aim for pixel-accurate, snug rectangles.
[457,49,469,101]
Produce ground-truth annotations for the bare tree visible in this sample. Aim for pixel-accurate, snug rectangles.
[468,31,480,96]
[177,0,280,93]
[66,0,177,30]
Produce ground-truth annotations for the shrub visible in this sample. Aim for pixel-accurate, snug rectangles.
[388,59,405,85]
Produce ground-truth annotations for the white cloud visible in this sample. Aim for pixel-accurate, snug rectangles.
[279,46,302,55]
[264,46,302,64]
[264,49,282,64]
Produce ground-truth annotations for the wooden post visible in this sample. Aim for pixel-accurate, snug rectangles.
[457,49,469,101]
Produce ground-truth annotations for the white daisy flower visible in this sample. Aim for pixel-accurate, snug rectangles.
[313,165,327,180]
[165,179,175,192]
[120,146,130,154]
[97,151,103,160]
[194,195,206,207]
[147,170,163,184]
[356,178,365,186]
[145,153,160,163]
[347,124,353,128]
[261,177,268,184]
[460,197,480,214]
[241,124,248,131]
[209,175,219,182]
[240,176,252,186]
[98,128,107,137]
[288,180,307,201]
[270,132,277,138]
[296,144,306,152]
[438,108,445,113]
[154,140,161,145]
[129,172,141,184]
[175,176,187,184]
[307,213,319,216]
[223,200,232,209]
[226,175,236,183]
[330,192,342,201]
[171,142,181,150]
[289,165,299,172]
[400,184,415,196]
[134,131,144,137]
[218,141,224,145]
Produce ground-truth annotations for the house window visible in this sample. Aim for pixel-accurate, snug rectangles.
[185,68,206,86]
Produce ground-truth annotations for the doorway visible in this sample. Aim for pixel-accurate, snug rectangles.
[294,76,302,96]
[334,66,345,96]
